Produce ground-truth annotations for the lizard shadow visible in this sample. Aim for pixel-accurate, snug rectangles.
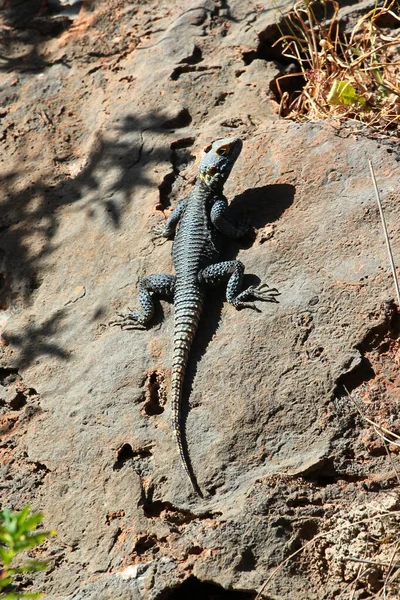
[228,182,296,247]
[182,183,295,493]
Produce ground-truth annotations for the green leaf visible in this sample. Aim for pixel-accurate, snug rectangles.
[327,80,367,107]
[0,547,14,568]
[21,561,48,573]
[0,593,42,599]
[20,515,43,533]
[0,532,14,547]
[15,532,54,553]
[15,507,31,529]
[1,511,18,536]
[0,575,13,589]
[8,561,47,576]
[0,508,54,600]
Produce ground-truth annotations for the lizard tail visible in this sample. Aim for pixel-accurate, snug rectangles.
[172,290,204,497]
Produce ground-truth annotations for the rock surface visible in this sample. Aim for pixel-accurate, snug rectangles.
[1,1,400,599]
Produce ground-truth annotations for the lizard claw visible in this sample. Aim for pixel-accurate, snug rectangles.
[254,282,280,299]
[234,283,280,309]
[237,302,262,312]
[151,223,171,241]
[109,309,147,330]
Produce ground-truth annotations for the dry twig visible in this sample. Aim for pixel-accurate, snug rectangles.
[369,160,400,307]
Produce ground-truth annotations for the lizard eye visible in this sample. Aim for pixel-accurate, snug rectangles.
[216,145,230,156]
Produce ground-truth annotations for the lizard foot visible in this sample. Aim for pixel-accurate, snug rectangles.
[236,213,254,238]
[109,308,147,330]
[151,224,170,241]
[233,283,280,310]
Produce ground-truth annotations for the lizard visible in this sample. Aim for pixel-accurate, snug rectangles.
[112,137,280,496]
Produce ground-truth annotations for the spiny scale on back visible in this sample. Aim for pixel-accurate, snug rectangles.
[111,137,280,497]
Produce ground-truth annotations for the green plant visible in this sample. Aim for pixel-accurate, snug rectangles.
[0,507,55,599]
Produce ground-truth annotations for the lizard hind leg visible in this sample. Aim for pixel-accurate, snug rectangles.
[111,274,176,329]
[198,260,280,311]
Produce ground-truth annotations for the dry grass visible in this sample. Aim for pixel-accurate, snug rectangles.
[274,0,400,134]
[255,506,400,599]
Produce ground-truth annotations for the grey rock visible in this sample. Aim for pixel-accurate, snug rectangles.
[0,1,399,599]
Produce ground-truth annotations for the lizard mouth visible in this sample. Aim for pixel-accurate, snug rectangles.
[200,166,218,186]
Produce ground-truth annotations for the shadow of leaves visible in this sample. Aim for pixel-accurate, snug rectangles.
[0,110,179,367]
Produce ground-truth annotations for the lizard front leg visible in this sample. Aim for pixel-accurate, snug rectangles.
[210,198,250,239]
[153,200,187,239]
[198,261,279,310]
[111,274,176,329]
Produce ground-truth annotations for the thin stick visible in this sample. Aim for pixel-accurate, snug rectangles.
[369,160,400,307]
[345,386,400,442]
[345,555,400,569]
[381,540,400,598]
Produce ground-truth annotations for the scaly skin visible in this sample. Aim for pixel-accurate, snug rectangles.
[112,137,280,496]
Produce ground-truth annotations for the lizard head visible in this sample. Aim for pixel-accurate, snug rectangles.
[198,137,243,190]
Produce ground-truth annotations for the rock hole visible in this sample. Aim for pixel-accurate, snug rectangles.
[157,576,256,599]
[186,545,203,556]
[143,371,165,416]
[29,272,42,293]
[9,392,27,410]
[335,301,400,396]
[33,462,50,474]
[170,65,221,81]
[240,19,307,107]
[143,496,219,524]
[303,473,340,487]
[270,517,293,540]
[113,444,152,471]
[337,356,375,394]
[143,499,196,523]
[241,22,295,65]
[301,458,343,487]
[0,367,19,386]
[133,534,159,556]
[23,404,41,420]
[215,91,231,106]
[235,548,257,572]
[113,443,135,470]
[179,45,203,65]
[298,519,319,541]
